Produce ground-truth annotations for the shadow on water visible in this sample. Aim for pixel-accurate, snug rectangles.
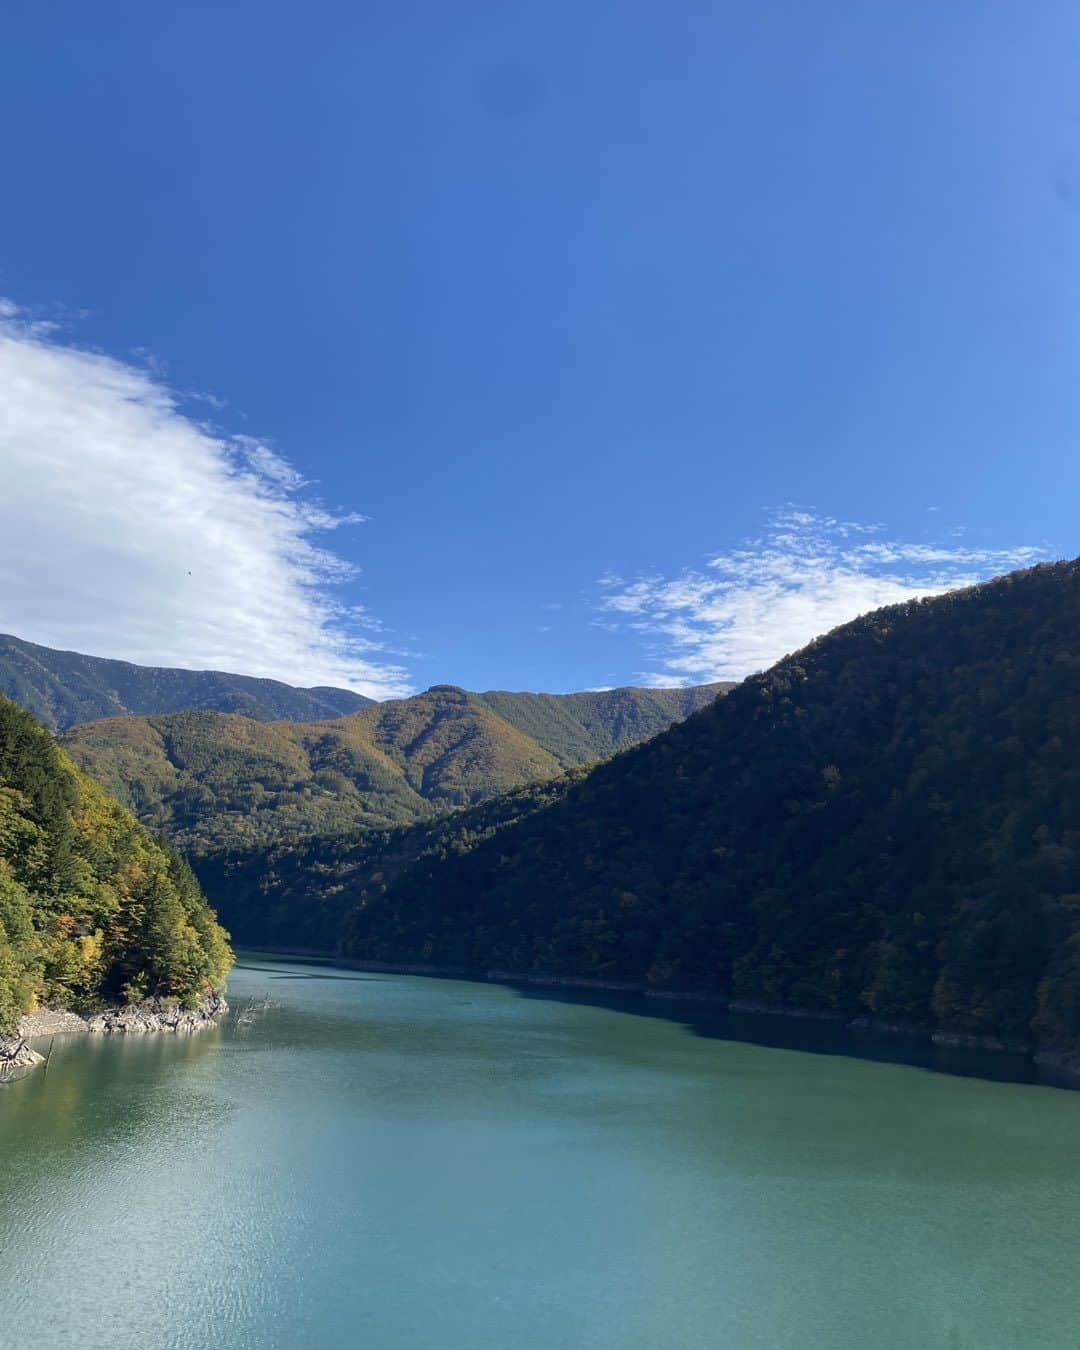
[500,982,1073,1090]
[234,961,383,983]
[234,950,1077,1091]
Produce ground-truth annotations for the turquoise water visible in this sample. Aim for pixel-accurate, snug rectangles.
[3,958,1080,1349]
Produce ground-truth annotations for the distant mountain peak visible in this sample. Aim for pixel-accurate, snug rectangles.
[0,633,373,730]
[54,671,728,856]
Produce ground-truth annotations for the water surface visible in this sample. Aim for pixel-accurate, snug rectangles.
[2,958,1079,1350]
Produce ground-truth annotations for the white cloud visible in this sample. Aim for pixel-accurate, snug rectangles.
[0,304,411,698]
[598,508,1048,687]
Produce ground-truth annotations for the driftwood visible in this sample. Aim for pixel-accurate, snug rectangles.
[0,1038,42,1079]
[233,993,279,1028]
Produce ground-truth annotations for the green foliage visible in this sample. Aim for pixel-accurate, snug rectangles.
[60,684,726,856]
[195,774,581,950]
[320,560,1080,1052]
[0,695,232,1033]
[474,685,730,769]
[0,632,371,732]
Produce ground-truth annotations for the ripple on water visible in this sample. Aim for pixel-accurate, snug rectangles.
[3,962,1080,1350]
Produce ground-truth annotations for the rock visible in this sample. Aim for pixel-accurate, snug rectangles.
[17,1009,90,1038]
[1,992,228,1075]
[846,1016,929,1040]
[1033,1049,1080,1080]
[930,1028,1030,1053]
[85,992,228,1034]
[0,1036,45,1071]
[644,988,727,1003]
[727,999,845,1022]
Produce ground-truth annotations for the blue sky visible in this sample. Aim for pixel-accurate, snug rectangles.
[0,1,1077,695]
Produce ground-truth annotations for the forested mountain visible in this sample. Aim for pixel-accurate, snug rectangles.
[0,633,372,731]
[0,695,231,1034]
[251,559,1080,1054]
[197,774,581,950]
[60,683,727,854]
[474,685,727,768]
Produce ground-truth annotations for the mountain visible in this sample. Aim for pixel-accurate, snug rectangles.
[0,694,231,1034]
[60,682,729,855]
[294,559,1080,1055]
[195,773,581,950]
[0,633,372,731]
[473,685,726,768]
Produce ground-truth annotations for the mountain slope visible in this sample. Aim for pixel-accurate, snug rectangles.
[60,683,727,854]
[474,684,727,768]
[0,633,371,731]
[0,695,232,1034]
[333,560,1080,1054]
[195,774,581,950]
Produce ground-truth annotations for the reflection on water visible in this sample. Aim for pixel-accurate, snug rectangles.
[3,957,1080,1350]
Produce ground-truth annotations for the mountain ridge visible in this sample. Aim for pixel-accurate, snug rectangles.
[216,558,1080,1056]
[59,680,729,855]
[0,633,373,730]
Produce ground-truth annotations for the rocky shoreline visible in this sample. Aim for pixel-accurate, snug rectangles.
[0,993,228,1076]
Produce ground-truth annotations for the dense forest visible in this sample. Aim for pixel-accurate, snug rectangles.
[257,559,1080,1053]
[0,632,372,731]
[0,694,232,1034]
[197,774,581,950]
[29,558,1080,1053]
[59,683,726,854]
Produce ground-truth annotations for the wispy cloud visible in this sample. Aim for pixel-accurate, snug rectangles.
[0,303,411,698]
[598,509,1048,687]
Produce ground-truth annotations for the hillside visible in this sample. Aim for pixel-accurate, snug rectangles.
[321,559,1080,1055]
[196,774,582,950]
[0,695,232,1034]
[0,633,372,731]
[474,685,724,768]
[60,683,727,854]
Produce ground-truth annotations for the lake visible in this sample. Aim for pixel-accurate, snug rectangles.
[2,957,1079,1349]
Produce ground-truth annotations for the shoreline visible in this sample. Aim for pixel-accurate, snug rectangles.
[322,955,1080,1083]
[1,993,229,1076]
[22,991,229,1039]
